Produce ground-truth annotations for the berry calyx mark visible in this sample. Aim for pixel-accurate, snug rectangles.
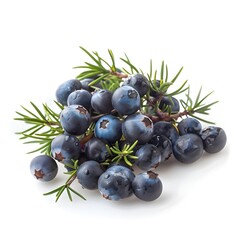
[54,152,65,162]
[147,171,158,179]
[34,169,44,179]
[100,120,109,129]
[142,117,152,128]
[103,194,110,200]
[76,106,87,114]
[128,90,138,98]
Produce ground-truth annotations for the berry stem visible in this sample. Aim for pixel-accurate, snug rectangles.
[152,94,164,107]
[66,173,77,186]
[43,160,86,202]
[145,109,189,123]
[110,71,128,79]
[45,121,61,127]
[80,133,94,144]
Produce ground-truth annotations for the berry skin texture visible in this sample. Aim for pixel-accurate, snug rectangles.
[149,80,161,97]
[201,126,227,153]
[178,118,202,135]
[112,85,140,115]
[173,133,204,164]
[122,73,150,97]
[153,121,179,144]
[98,166,135,200]
[91,89,113,114]
[135,144,161,171]
[132,171,163,201]
[122,113,153,144]
[67,89,92,111]
[77,161,104,190]
[85,138,109,163]
[159,96,180,113]
[80,77,101,92]
[56,79,82,106]
[60,105,91,135]
[94,115,122,143]
[149,135,172,161]
[30,155,58,182]
[50,133,81,170]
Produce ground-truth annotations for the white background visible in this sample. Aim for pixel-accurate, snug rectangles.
[0,0,239,239]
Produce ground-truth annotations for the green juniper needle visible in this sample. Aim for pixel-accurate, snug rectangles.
[43,160,86,202]
[14,101,64,154]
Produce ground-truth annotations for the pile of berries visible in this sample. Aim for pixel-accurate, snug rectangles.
[29,73,227,202]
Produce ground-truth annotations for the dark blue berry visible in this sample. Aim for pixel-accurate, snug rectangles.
[98,166,135,200]
[132,171,163,201]
[94,115,122,143]
[85,138,109,163]
[51,133,81,164]
[80,77,101,92]
[62,153,87,172]
[60,105,91,135]
[173,133,203,163]
[112,86,140,115]
[159,96,180,113]
[149,135,172,161]
[77,161,104,190]
[178,118,202,135]
[67,89,92,110]
[122,113,153,144]
[122,73,150,97]
[201,126,227,153]
[149,80,161,97]
[153,121,179,144]
[136,144,161,170]
[30,155,58,182]
[91,89,113,114]
[56,79,82,106]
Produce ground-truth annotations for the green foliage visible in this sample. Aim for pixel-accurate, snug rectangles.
[105,141,139,166]
[120,53,140,74]
[180,86,219,124]
[74,47,123,91]
[148,60,188,97]
[14,101,64,154]
[43,160,86,202]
